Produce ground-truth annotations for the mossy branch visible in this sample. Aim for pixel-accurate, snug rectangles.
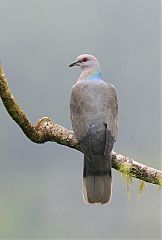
[0,64,162,186]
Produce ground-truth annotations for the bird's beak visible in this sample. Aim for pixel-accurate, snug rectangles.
[69,61,80,67]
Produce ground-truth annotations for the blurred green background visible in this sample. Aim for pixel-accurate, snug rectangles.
[0,0,161,239]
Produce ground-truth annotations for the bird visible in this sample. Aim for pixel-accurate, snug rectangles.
[69,54,118,204]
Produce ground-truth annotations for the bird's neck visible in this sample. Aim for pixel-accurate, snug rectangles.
[78,67,103,81]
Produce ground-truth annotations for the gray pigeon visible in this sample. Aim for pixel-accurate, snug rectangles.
[69,54,118,204]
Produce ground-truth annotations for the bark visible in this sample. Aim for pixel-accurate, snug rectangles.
[0,64,161,186]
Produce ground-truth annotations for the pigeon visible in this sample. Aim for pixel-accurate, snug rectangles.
[69,54,118,204]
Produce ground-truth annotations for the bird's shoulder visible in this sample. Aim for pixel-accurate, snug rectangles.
[72,79,115,90]
[71,80,117,103]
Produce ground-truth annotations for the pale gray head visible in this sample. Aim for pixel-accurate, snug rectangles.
[69,54,100,70]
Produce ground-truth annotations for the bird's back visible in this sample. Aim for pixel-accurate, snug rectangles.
[70,79,118,142]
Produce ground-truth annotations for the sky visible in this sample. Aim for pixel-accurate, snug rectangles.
[0,0,161,239]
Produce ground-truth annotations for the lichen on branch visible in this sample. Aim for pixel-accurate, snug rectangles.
[0,64,161,186]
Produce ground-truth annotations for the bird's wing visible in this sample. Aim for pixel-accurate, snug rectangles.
[70,83,82,139]
[103,83,118,140]
[70,82,92,141]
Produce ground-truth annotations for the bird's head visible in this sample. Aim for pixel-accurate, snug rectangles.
[69,54,99,70]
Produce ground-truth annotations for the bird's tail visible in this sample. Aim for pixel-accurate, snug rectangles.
[83,154,112,204]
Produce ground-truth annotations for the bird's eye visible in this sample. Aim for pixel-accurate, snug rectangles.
[82,57,88,62]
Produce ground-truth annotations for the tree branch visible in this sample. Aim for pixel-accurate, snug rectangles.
[0,64,161,186]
